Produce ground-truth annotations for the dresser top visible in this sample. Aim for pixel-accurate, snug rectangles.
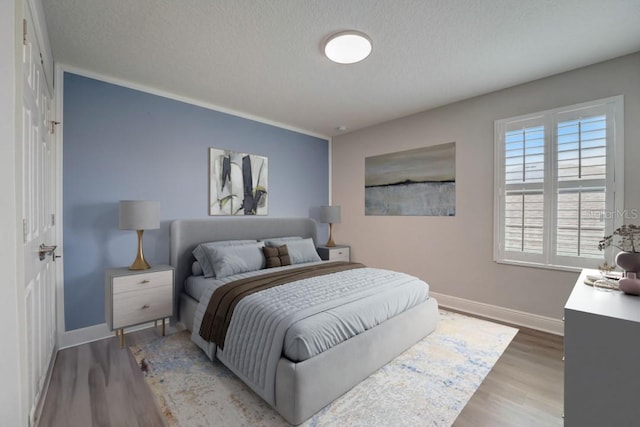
[106,264,173,275]
[566,269,640,323]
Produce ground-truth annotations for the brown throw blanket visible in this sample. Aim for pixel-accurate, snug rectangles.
[199,262,365,349]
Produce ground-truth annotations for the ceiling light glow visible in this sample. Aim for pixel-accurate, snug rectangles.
[324,31,372,64]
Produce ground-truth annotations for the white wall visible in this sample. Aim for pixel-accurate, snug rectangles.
[332,53,640,322]
[0,0,25,425]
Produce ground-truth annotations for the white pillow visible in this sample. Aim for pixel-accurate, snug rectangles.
[192,240,258,278]
[261,236,303,245]
[280,238,321,264]
[205,242,266,279]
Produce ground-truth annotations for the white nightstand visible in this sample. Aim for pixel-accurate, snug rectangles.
[317,245,350,262]
[105,265,174,348]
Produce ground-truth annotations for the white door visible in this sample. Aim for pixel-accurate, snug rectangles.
[21,4,57,423]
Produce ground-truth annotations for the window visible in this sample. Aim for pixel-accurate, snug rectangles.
[494,96,624,270]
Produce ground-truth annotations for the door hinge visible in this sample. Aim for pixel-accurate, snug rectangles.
[23,219,27,243]
[51,214,55,226]
[23,19,27,45]
[49,121,60,134]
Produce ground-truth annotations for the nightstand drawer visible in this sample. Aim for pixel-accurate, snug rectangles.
[317,245,350,262]
[327,248,350,261]
[112,270,173,295]
[112,284,173,328]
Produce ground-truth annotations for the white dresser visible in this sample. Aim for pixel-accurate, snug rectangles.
[564,269,640,426]
[105,265,174,347]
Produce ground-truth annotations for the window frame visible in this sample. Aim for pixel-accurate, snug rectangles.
[493,95,624,271]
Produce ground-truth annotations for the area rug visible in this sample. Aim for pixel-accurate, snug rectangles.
[130,310,517,426]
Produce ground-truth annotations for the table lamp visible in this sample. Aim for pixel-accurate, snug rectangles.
[320,205,341,247]
[119,200,160,270]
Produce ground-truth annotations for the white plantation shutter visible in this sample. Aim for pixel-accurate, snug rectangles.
[495,96,623,270]
[556,115,607,182]
[504,123,545,256]
[504,191,544,253]
[555,113,607,259]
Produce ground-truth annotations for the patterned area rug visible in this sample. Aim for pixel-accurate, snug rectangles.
[130,310,517,426]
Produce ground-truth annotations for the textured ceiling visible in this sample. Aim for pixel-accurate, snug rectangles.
[43,0,640,137]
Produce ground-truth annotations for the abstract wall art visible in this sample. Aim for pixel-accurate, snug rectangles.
[365,142,455,216]
[209,148,268,215]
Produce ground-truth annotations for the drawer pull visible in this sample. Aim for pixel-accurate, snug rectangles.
[139,279,150,284]
[141,304,150,310]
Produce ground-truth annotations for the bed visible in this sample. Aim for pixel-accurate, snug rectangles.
[170,217,439,425]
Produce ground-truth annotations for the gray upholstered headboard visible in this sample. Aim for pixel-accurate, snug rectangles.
[169,217,318,322]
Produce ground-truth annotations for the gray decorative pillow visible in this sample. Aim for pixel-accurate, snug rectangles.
[192,261,203,276]
[205,242,266,279]
[282,238,321,264]
[192,240,258,278]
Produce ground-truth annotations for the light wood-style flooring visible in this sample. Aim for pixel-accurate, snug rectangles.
[37,326,174,427]
[37,318,563,427]
[454,326,564,426]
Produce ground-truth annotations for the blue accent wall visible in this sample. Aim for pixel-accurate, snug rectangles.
[63,72,329,331]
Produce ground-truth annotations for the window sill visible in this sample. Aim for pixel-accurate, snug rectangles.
[494,259,585,273]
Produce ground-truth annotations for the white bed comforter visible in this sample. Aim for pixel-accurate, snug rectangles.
[191,265,429,407]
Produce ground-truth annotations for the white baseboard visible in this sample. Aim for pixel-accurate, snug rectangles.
[57,320,165,350]
[430,292,564,336]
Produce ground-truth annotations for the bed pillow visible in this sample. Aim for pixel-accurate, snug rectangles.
[260,236,303,245]
[262,245,291,268]
[192,240,258,278]
[192,261,203,276]
[205,242,266,279]
[274,238,321,264]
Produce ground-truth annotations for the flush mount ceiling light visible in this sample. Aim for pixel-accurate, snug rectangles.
[323,31,372,64]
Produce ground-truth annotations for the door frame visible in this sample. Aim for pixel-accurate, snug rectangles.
[1,1,26,425]
[54,64,65,340]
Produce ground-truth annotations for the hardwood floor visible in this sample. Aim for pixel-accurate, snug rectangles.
[454,326,564,426]
[37,327,174,427]
[37,319,563,427]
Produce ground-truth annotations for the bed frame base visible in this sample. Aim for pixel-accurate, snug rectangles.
[276,297,438,424]
[180,292,438,425]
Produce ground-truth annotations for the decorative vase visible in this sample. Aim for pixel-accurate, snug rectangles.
[618,278,640,296]
[615,252,640,276]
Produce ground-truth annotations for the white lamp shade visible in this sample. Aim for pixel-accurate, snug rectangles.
[320,205,341,224]
[119,200,160,230]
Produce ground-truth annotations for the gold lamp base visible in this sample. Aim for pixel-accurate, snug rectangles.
[325,223,336,247]
[129,229,151,270]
